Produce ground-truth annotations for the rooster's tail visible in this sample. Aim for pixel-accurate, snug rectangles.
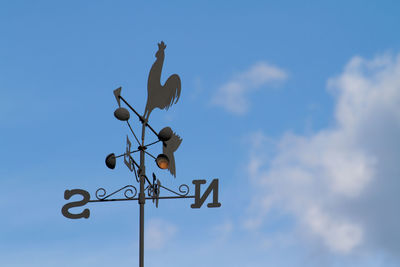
[163,74,181,110]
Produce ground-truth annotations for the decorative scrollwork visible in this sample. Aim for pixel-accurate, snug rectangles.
[178,184,189,196]
[96,188,107,200]
[124,186,137,199]
[95,185,137,200]
[147,185,154,197]
[147,181,159,197]
[158,183,190,197]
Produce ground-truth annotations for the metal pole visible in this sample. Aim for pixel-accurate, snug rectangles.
[139,119,146,267]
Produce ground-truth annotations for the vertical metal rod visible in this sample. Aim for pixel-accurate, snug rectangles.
[139,118,146,267]
[139,198,144,267]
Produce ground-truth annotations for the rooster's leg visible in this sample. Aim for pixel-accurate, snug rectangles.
[143,110,151,123]
[142,109,149,123]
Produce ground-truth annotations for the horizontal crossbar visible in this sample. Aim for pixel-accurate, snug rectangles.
[88,195,195,203]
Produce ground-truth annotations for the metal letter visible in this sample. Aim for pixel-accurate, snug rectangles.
[191,179,221,209]
[124,135,134,172]
[61,189,90,219]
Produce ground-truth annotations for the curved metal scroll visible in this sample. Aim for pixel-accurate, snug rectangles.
[158,183,190,197]
[95,185,137,201]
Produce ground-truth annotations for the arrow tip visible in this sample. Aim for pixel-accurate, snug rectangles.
[113,87,122,107]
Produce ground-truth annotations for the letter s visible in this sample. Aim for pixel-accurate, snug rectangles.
[61,189,90,219]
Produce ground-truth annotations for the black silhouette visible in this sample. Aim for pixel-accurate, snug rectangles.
[143,41,181,120]
[162,128,182,177]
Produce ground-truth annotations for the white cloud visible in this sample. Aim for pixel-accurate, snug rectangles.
[213,220,234,241]
[212,62,287,115]
[303,206,363,253]
[145,218,177,250]
[245,53,400,257]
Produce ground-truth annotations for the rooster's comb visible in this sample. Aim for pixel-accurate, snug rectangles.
[158,41,166,50]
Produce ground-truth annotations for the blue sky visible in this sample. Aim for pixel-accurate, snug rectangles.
[1,1,400,266]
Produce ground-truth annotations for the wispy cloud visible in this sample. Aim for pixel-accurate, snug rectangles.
[145,218,177,250]
[211,62,288,115]
[212,220,234,241]
[245,53,400,257]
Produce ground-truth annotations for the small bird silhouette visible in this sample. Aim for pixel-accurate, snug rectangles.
[143,41,181,120]
[162,129,182,177]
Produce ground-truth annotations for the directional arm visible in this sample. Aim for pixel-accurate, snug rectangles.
[118,95,159,138]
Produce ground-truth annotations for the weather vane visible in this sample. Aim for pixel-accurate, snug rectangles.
[62,41,221,267]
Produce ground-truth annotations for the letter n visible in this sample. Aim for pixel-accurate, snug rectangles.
[191,179,221,208]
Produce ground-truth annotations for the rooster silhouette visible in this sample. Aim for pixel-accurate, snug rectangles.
[143,41,181,120]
